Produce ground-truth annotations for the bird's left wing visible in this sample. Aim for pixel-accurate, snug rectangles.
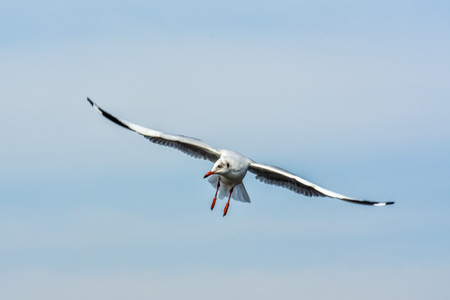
[87,98,221,162]
[248,162,394,206]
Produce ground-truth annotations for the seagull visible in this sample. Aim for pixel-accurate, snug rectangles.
[87,98,394,216]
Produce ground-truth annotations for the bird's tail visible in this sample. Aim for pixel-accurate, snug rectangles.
[207,175,251,203]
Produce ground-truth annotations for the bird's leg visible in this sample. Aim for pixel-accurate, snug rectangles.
[223,186,234,217]
[211,179,220,210]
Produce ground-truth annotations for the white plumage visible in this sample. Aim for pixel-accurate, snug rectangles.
[87,98,394,216]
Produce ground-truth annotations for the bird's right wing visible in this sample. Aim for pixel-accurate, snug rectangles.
[248,162,394,206]
[87,98,221,162]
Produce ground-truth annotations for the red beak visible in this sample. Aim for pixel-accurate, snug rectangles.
[204,171,215,178]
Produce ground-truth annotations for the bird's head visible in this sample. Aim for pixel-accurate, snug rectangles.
[204,158,231,178]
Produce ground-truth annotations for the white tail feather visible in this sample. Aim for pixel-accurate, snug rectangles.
[233,183,251,203]
[207,175,251,203]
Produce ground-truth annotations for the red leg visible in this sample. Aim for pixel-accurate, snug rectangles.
[223,186,234,217]
[211,179,220,210]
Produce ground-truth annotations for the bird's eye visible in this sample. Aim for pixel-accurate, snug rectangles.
[218,164,223,169]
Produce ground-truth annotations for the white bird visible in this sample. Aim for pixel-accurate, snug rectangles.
[87,98,394,216]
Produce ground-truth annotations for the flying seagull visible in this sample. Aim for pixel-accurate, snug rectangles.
[87,98,394,216]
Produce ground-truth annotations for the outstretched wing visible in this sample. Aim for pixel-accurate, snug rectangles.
[248,162,394,206]
[87,98,221,162]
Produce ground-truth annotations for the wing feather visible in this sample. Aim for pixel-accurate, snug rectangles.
[87,98,221,162]
[248,162,394,206]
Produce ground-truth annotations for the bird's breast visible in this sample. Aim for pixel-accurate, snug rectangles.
[220,168,248,185]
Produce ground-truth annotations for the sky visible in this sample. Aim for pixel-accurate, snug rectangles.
[1,1,449,299]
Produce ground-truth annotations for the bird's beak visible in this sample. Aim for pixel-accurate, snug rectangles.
[204,171,215,178]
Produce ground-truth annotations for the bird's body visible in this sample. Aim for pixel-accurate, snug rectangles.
[204,150,253,212]
[87,98,394,216]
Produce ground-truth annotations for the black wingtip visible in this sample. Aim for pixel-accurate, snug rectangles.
[374,201,395,206]
[86,98,134,132]
[341,198,395,206]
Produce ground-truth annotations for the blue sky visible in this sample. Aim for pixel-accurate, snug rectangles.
[1,1,449,299]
